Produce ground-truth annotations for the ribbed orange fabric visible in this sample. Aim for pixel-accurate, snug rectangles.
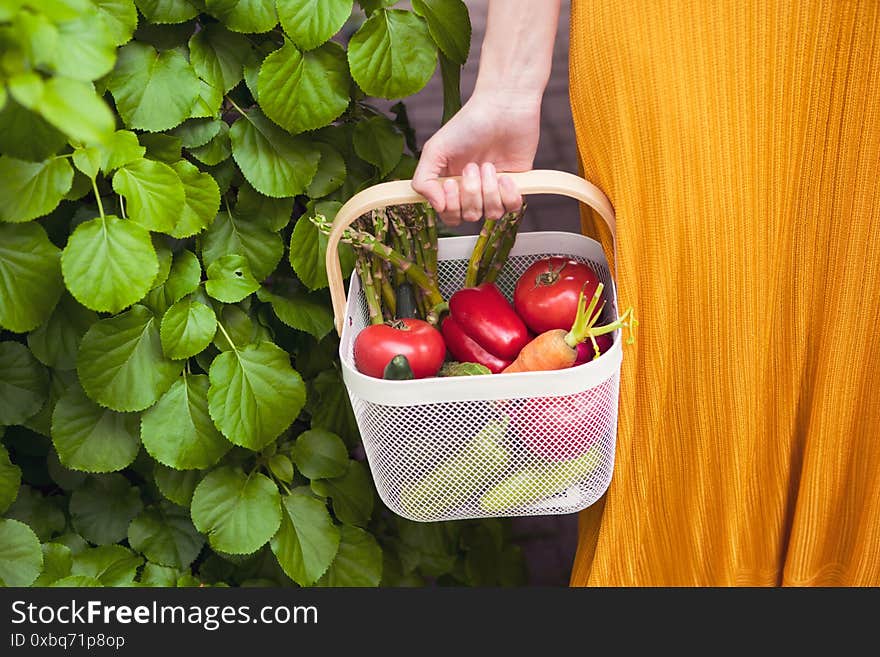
[568,0,880,586]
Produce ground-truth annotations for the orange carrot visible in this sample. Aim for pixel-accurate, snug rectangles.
[503,330,577,373]
[502,283,636,374]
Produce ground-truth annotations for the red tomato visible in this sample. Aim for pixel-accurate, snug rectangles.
[513,392,609,462]
[353,319,446,379]
[513,257,601,334]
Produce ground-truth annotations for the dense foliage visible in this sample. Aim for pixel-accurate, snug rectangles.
[0,0,526,587]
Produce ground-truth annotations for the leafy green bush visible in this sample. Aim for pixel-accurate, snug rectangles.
[0,0,526,587]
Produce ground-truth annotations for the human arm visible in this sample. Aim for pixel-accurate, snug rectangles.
[411,0,561,226]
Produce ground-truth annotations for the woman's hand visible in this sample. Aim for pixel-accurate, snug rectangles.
[412,93,541,226]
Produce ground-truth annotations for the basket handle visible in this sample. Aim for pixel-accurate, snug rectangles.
[325,169,616,336]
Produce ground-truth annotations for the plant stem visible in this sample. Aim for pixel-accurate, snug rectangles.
[424,204,438,278]
[91,177,105,219]
[216,321,239,352]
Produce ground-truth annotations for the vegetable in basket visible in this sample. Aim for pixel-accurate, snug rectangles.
[514,257,603,334]
[353,318,446,379]
[399,418,511,518]
[441,282,531,373]
[503,282,636,374]
[479,445,603,513]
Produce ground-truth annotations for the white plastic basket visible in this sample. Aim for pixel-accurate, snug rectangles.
[325,170,621,523]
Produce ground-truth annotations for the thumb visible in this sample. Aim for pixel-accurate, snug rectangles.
[412,142,448,213]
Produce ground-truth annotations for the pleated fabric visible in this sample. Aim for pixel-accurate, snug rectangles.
[568,0,880,586]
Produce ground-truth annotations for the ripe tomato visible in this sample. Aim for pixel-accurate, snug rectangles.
[513,392,609,462]
[513,257,601,334]
[353,318,446,379]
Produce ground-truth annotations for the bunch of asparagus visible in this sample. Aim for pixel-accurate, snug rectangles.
[311,203,526,326]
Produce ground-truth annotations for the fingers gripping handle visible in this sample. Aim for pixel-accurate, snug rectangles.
[325,169,617,336]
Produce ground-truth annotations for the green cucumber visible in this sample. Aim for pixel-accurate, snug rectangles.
[399,418,511,518]
[383,354,414,380]
[479,446,602,513]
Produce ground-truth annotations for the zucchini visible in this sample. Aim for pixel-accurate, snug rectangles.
[399,418,510,518]
[395,283,419,319]
[479,446,602,513]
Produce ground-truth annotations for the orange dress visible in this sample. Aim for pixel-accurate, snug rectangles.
[568,0,880,585]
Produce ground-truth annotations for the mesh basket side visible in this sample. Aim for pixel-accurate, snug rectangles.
[350,371,619,522]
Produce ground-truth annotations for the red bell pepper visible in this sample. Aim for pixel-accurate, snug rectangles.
[441,283,530,373]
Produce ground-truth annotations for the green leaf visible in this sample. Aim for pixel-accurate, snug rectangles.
[358,0,398,13]
[306,142,346,198]
[171,118,223,148]
[36,78,117,144]
[5,485,66,542]
[190,466,281,554]
[139,132,182,163]
[154,464,200,506]
[352,115,403,177]
[51,574,103,587]
[139,562,180,586]
[73,146,102,179]
[257,282,333,340]
[311,460,374,527]
[317,524,381,586]
[50,13,117,81]
[188,121,231,165]
[212,304,270,352]
[0,223,63,333]
[134,0,200,23]
[189,23,255,92]
[289,202,355,290]
[108,41,202,132]
[53,532,90,555]
[128,501,205,569]
[201,209,283,281]
[51,383,141,472]
[0,342,48,426]
[412,0,471,66]
[159,298,218,360]
[229,110,320,198]
[277,0,352,50]
[438,50,461,125]
[0,444,21,514]
[78,305,183,412]
[204,0,277,33]
[205,254,261,303]
[150,236,174,289]
[235,183,293,232]
[167,160,220,238]
[98,130,146,173]
[70,474,144,545]
[112,157,186,232]
[23,368,72,438]
[270,493,340,586]
[191,77,224,119]
[268,454,294,483]
[207,342,306,450]
[0,519,42,587]
[142,374,230,469]
[0,156,73,223]
[348,9,437,99]
[438,361,492,377]
[291,429,348,479]
[94,0,139,45]
[0,99,66,162]
[34,542,73,586]
[61,215,158,314]
[164,250,203,304]
[27,294,98,371]
[47,448,88,490]
[258,40,350,135]
[71,544,143,585]
[308,368,359,446]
